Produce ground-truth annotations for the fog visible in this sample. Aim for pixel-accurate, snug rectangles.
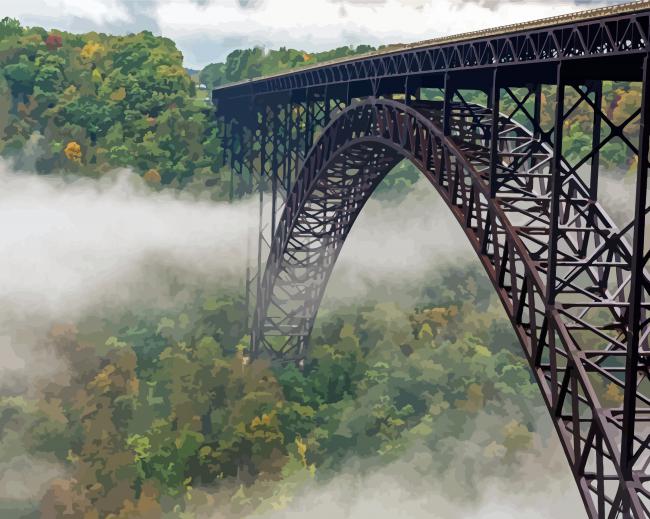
[259,447,584,519]
[326,166,643,307]
[0,161,259,390]
[201,413,584,519]
[327,176,476,304]
[0,161,259,506]
[0,162,257,320]
[0,162,475,386]
[0,455,64,502]
[0,161,584,517]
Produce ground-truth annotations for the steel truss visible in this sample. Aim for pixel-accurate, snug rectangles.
[222,94,345,336]
[214,3,650,102]
[213,5,650,517]
[242,87,650,515]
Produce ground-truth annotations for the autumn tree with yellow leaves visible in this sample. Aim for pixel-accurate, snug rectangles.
[63,140,81,162]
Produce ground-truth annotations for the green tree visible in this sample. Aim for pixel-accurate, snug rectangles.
[4,54,37,99]
[0,17,22,40]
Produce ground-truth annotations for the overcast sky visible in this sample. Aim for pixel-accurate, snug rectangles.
[4,0,618,69]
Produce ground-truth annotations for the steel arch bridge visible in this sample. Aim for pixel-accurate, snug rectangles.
[214,2,650,517]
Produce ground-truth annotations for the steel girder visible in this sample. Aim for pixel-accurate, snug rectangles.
[212,7,650,516]
[226,95,344,340]
[213,4,650,102]
[239,92,650,516]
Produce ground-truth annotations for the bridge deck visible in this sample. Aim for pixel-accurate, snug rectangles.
[213,1,650,102]
[214,0,650,92]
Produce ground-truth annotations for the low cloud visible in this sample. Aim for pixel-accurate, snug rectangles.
[157,0,614,66]
[596,170,638,235]
[325,175,476,304]
[0,162,255,320]
[0,455,65,502]
[259,460,583,519]
[0,162,257,387]
[6,0,132,26]
[246,421,585,519]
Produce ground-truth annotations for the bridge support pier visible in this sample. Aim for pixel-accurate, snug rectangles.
[230,92,348,358]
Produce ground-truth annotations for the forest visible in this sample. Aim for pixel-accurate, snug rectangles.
[0,16,638,518]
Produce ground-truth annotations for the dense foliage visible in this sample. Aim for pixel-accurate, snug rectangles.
[1,264,560,518]
[0,18,381,198]
[199,45,376,89]
[0,15,641,518]
[0,18,223,190]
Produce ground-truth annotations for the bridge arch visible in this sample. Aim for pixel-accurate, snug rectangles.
[251,97,650,516]
[253,98,550,358]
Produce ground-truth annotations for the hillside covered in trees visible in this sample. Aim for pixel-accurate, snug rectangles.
[0,16,638,519]
[3,258,570,517]
[0,17,222,190]
[197,45,378,90]
[0,17,376,197]
[0,16,640,192]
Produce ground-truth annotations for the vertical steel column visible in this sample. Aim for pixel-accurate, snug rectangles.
[287,101,295,196]
[221,117,229,168]
[241,118,250,332]
[255,164,264,357]
[443,72,453,136]
[234,116,251,336]
[489,68,500,198]
[547,63,565,306]
[284,102,293,194]
[529,83,543,197]
[589,80,603,202]
[221,118,235,202]
[233,121,247,195]
[304,89,313,154]
[404,75,410,105]
[546,63,565,407]
[271,104,280,233]
[533,83,542,140]
[292,100,304,193]
[249,106,268,358]
[247,125,256,194]
[229,120,237,177]
[244,118,257,334]
[621,54,650,491]
[233,120,248,197]
[324,87,331,125]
